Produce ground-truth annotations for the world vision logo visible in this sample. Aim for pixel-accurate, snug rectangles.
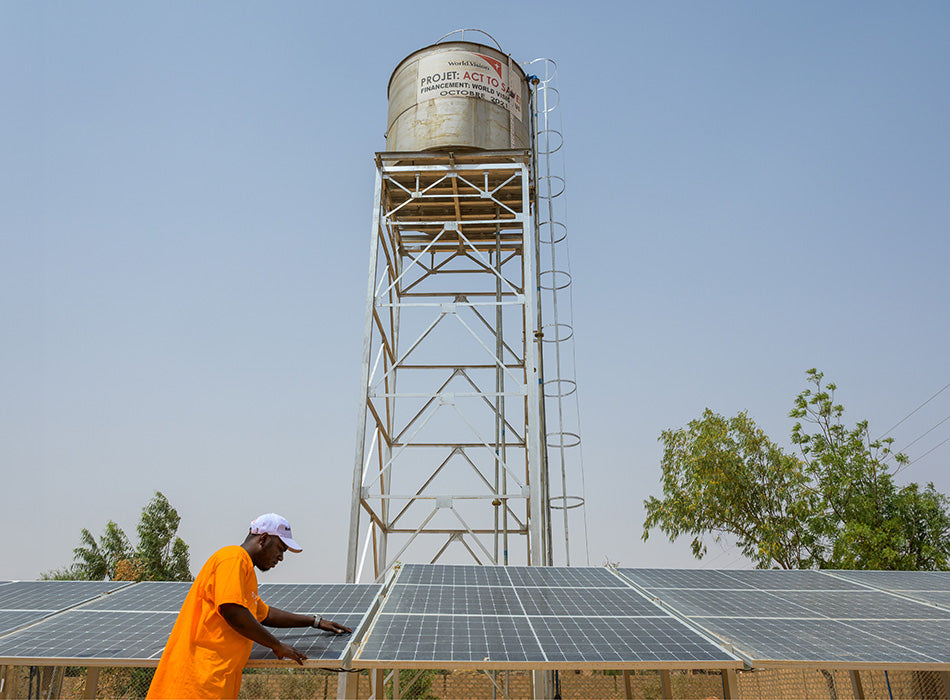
[474,53,504,78]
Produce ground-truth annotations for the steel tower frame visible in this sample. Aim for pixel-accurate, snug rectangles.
[345,149,548,583]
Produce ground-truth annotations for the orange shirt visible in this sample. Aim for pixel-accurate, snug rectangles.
[147,546,269,699]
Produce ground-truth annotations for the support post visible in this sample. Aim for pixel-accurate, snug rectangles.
[0,666,9,700]
[660,669,673,699]
[849,670,865,700]
[721,669,738,700]
[393,669,400,700]
[49,666,64,699]
[346,167,384,583]
[622,670,632,699]
[939,671,950,700]
[338,672,360,700]
[83,667,100,700]
[372,670,383,700]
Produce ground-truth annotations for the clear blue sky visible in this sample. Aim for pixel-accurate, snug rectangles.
[2,2,948,582]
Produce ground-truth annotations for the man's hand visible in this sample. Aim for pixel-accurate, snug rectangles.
[272,641,307,665]
[315,617,353,635]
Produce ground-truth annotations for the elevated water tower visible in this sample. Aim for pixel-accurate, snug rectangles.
[345,31,584,583]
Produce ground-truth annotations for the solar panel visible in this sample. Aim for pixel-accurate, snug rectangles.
[396,564,511,587]
[530,616,735,664]
[249,613,380,663]
[0,580,133,637]
[646,589,816,618]
[357,614,547,665]
[0,610,177,662]
[82,582,189,612]
[826,570,950,591]
[514,586,661,617]
[0,581,382,667]
[719,570,864,591]
[0,580,130,611]
[0,611,53,636]
[355,564,739,669]
[386,584,522,615]
[504,566,628,588]
[621,569,753,590]
[248,584,383,664]
[620,568,950,667]
[258,583,380,614]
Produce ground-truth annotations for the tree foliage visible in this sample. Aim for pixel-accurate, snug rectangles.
[43,492,192,581]
[643,369,950,570]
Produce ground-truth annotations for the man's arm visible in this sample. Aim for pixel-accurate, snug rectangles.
[263,607,353,634]
[218,603,307,665]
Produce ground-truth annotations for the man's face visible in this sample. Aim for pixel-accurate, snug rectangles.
[255,534,288,571]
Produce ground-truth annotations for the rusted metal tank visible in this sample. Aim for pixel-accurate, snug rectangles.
[386,41,531,152]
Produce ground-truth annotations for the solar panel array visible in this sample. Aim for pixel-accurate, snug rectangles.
[355,565,739,669]
[0,580,381,667]
[2,568,949,671]
[620,568,950,668]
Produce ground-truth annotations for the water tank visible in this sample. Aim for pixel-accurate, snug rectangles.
[386,41,531,152]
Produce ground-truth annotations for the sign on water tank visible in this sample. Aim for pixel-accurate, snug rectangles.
[417,50,523,122]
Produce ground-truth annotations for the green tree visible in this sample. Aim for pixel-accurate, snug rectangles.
[643,369,950,570]
[642,409,820,569]
[42,492,192,581]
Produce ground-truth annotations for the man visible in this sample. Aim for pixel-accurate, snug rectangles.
[147,513,352,699]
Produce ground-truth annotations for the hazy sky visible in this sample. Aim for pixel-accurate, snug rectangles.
[3,2,948,583]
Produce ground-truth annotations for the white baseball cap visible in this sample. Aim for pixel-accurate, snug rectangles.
[249,513,303,553]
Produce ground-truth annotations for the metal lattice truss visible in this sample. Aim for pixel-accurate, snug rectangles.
[346,150,546,582]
